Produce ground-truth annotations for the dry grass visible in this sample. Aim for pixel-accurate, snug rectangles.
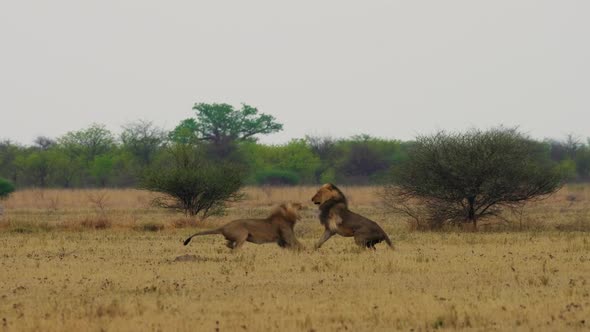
[1,185,588,232]
[0,185,589,331]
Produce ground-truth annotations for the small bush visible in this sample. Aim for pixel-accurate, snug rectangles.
[140,144,244,219]
[0,177,15,200]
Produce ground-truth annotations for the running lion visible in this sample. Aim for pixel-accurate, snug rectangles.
[183,202,304,250]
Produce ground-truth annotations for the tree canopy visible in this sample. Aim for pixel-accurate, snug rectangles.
[120,120,166,166]
[58,124,115,163]
[169,103,283,157]
[2,117,589,188]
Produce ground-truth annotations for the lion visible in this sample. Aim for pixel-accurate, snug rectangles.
[311,183,393,249]
[183,202,304,250]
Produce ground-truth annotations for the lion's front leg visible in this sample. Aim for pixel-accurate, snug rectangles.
[278,226,304,250]
[314,229,334,249]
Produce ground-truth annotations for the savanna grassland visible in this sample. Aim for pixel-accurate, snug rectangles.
[1,186,589,331]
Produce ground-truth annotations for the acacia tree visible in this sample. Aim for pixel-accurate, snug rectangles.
[338,135,393,182]
[381,128,565,229]
[170,103,283,158]
[46,148,81,188]
[58,124,115,164]
[168,118,199,145]
[15,150,50,187]
[306,135,337,183]
[33,136,56,151]
[120,120,166,167]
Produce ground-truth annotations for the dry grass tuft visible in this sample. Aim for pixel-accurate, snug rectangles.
[171,217,197,229]
[136,221,165,232]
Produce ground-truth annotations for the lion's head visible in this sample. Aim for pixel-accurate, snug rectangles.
[311,183,347,208]
[272,202,304,223]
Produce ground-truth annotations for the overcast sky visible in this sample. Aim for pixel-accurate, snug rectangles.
[1,0,589,145]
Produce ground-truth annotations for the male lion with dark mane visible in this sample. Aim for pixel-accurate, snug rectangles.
[183,203,304,250]
[312,183,393,249]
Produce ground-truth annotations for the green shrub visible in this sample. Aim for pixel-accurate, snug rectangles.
[255,169,300,185]
[0,177,15,200]
[140,144,245,219]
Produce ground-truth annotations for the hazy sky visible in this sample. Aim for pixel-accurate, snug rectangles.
[1,0,589,145]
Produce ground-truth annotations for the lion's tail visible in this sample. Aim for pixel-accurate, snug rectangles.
[383,234,393,248]
[183,228,222,246]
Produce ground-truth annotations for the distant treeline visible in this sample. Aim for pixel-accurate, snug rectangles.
[1,122,588,189]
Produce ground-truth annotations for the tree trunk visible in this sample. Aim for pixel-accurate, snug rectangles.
[467,196,477,230]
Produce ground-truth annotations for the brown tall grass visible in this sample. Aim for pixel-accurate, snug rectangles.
[0,185,589,331]
[2,185,382,210]
[1,185,588,231]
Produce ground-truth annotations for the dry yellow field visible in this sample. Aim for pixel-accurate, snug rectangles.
[1,186,589,331]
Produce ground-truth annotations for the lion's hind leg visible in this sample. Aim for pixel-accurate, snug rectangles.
[365,239,379,250]
[231,230,249,250]
[354,234,367,248]
[354,233,380,250]
[221,226,248,250]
